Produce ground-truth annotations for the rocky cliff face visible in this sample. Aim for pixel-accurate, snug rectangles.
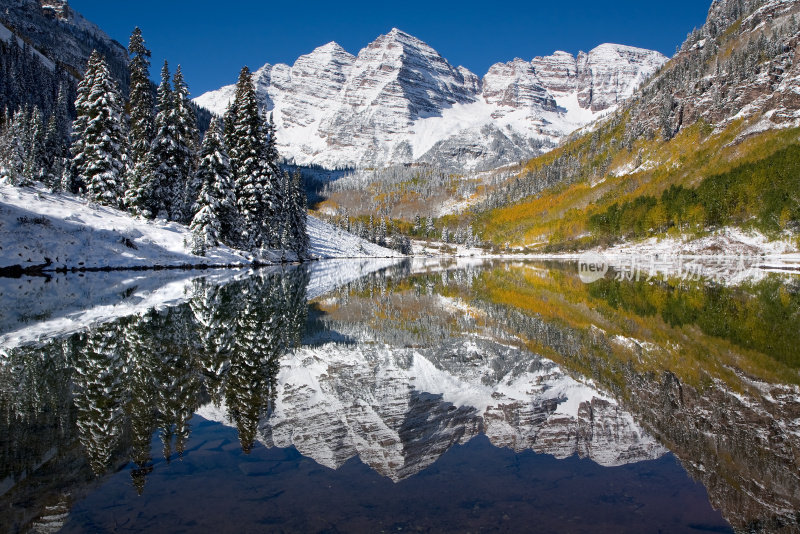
[0,0,128,86]
[198,337,665,482]
[629,0,800,138]
[194,29,666,170]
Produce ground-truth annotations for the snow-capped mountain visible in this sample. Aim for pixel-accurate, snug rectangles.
[198,337,665,481]
[194,29,667,170]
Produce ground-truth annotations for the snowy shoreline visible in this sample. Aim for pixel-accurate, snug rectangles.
[408,229,800,283]
[0,184,400,276]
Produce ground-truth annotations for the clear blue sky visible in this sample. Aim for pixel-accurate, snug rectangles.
[69,0,711,96]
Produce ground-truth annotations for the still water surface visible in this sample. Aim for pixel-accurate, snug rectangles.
[1,260,798,532]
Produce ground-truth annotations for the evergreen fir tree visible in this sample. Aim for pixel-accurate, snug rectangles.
[378,217,387,247]
[172,65,199,222]
[289,170,309,257]
[127,28,155,167]
[148,62,179,219]
[0,108,26,185]
[20,106,45,186]
[189,119,236,255]
[227,67,268,251]
[70,51,127,207]
[124,156,155,217]
[261,112,282,248]
[44,114,63,190]
[125,28,155,215]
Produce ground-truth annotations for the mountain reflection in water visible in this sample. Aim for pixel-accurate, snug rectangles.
[1,259,797,532]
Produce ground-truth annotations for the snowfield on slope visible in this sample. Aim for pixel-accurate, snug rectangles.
[0,184,398,271]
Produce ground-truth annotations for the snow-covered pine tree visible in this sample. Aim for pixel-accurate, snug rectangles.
[289,169,309,257]
[378,217,387,246]
[127,28,154,168]
[125,28,155,215]
[70,51,127,207]
[20,106,45,186]
[172,66,200,222]
[261,112,282,248]
[0,108,26,185]
[227,67,268,251]
[425,216,435,238]
[189,119,237,255]
[46,85,74,192]
[124,156,154,217]
[148,62,179,219]
[277,170,293,254]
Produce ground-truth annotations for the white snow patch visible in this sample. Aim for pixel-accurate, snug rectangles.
[0,184,399,271]
[0,184,248,270]
[306,216,400,260]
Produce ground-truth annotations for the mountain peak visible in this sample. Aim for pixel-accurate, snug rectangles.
[387,27,409,37]
[374,27,432,51]
[589,42,667,59]
[195,32,666,170]
[311,41,352,57]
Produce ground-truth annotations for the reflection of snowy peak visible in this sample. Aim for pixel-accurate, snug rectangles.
[198,338,664,480]
[194,30,666,171]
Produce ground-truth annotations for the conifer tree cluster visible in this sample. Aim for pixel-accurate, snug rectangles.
[0,86,71,189]
[1,27,309,259]
[216,67,308,256]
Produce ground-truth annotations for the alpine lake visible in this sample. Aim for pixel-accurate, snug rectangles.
[1,258,798,533]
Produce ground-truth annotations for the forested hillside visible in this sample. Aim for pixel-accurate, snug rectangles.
[471,0,800,250]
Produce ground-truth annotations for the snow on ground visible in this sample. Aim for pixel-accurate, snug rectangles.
[514,228,800,284]
[598,227,799,258]
[0,185,249,270]
[306,215,400,259]
[411,239,488,258]
[409,228,800,285]
[0,184,398,272]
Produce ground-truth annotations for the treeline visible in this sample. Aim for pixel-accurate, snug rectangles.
[325,211,483,251]
[589,143,800,239]
[325,213,412,254]
[321,164,476,217]
[0,28,308,258]
[476,114,623,213]
[0,36,76,119]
